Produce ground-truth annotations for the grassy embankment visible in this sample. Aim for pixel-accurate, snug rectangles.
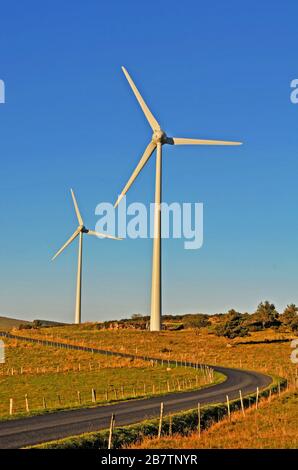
[130,390,297,449]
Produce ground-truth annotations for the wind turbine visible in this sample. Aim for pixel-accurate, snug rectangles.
[52,189,120,324]
[115,66,242,332]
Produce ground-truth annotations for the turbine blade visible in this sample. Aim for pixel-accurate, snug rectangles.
[87,230,122,240]
[122,66,160,131]
[70,189,83,225]
[171,137,242,146]
[52,228,80,260]
[114,141,156,208]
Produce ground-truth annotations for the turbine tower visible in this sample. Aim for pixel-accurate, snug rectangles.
[52,189,120,324]
[115,66,242,332]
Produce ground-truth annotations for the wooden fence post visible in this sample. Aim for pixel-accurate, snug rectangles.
[108,413,115,449]
[25,394,29,413]
[197,402,201,437]
[158,402,164,439]
[239,390,245,416]
[226,395,231,421]
[92,388,96,403]
[9,398,13,415]
[77,391,81,404]
[256,387,259,410]
[169,414,172,437]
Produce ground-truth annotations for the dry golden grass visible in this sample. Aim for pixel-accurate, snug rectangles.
[129,390,298,449]
[14,326,297,385]
[0,337,149,376]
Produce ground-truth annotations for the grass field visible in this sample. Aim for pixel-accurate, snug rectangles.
[0,338,222,419]
[14,326,297,385]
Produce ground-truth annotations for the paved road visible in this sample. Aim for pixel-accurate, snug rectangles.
[0,363,271,449]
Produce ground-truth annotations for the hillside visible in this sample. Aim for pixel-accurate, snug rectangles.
[0,316,31,330]
[0,316,67,331]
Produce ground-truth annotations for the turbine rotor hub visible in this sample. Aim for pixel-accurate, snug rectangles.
[152,129,167,144]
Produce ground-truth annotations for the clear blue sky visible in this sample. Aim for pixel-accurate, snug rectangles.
[0,1,297,322]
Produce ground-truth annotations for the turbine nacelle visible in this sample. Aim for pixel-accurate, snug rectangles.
[52,189,121,261]
[152,129,167,144]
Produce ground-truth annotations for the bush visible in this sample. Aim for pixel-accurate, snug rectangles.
[182,314,211,329]
[281,304,298,328]
[215,310,249,339]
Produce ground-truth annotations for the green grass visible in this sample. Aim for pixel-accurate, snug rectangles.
[0,338,223,419]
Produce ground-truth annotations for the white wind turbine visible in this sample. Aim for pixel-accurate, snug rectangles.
[52,189,120,324]
[115,66,242,332]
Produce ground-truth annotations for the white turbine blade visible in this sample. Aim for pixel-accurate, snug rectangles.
[52,228,80,260]
[114,141,156,208]
[87,230,122,240]
[70,189,83,226]
[122,66,160,131]
[171,137,242,146]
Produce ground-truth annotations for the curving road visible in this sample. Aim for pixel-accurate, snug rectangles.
[0,364,271,449]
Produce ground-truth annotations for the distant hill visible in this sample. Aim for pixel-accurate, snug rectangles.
[0,316,32,330]
[0,316,67,331]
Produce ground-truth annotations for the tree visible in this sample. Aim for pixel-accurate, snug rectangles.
[215,309,249,339]
[281,304,298,325]
[253,301,279,329]
[290,316,298,333]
